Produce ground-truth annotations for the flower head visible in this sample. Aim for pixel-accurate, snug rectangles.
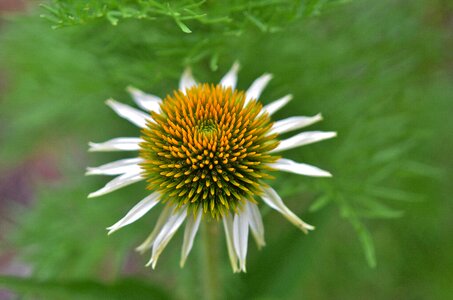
[87,63,336,272]
[141,83,279,219]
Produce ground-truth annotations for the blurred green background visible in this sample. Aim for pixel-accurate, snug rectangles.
[0,0,452,299]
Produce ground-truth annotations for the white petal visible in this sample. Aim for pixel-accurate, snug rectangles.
[245,73,273,105]
[88,138,142,152]
[270,114,323,135]
[180,207,202,267]
[136,205,173,254]
[261,187,314,233]
[179,68,197,93]
[86,157,143,176]
[268,158,332,177]
[222,213,240,273]
[220,62,240,90]
[245,202,265,249]
[262,94,293,116]
[127,86,161,112]
[147,206,187,268]
[106,192,160,235]
[88,171,143,198]
[106,99,149,128]
[233,212,249,272]
[271,131,337,153]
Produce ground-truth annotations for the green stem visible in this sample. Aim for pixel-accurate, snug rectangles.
[201,220,220,300]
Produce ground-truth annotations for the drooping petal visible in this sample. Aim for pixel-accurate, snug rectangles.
[147,206,187,269]
[245,73,273,105]
[270,114,323,135]
[271,131,337,153]
[88,138,142,152]
[220,62,240,90]
[127,86,161,112]
[136,205,173,254]
[245,201,265,248]
[88,171,144,198]
[179,68,197,93]
[106,99,149,128]
[233,212,249,272]
[222,212,240,273]
[180,207,202,267]
[268,158,332,177]
[86,157,143,176]
[106,192,160,235]
[262,94,293,116]
[261,187,314,233]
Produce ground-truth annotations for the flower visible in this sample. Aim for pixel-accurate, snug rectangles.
[87,63,336,272]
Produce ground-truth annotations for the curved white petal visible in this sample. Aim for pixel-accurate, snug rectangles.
[88,138,142,152]
[262,94,293,116]
[222,212,240,273]
[106,192,160,235]
[88,171,144,198]
[245,201,265,249]
[268,158,332,177]
[86,157,143,176]
[136,205,173,254]
[245,73,273,105]
[233,212,249,273]
[270,114,323,135]
[220,62,240,90]
[106,99,149,128]
[271,131,337,153]
[127,86,161,112]
[147,206,187,269]
[179,68,197,93]
[261,187,314,233]
[180,207,202,267]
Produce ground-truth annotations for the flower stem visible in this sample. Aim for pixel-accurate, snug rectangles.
[201,220,220,300]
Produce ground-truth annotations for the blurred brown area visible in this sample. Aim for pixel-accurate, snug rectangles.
[0,154,60,209]
[0,0,26,12]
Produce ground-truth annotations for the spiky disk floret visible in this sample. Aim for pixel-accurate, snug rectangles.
[140,84,279,218]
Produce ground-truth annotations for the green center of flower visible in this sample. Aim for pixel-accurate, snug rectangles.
[139,84,279,218]
[197,119,217,134]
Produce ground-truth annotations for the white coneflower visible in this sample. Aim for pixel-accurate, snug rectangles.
[87,63,336,272]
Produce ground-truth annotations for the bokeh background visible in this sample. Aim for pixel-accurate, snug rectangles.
[0,0,452,299]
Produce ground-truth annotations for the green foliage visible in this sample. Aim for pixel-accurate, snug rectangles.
[8,183,141,279]
[1,0,452,299]
[0,276,172,299]
[41,0,343,32]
